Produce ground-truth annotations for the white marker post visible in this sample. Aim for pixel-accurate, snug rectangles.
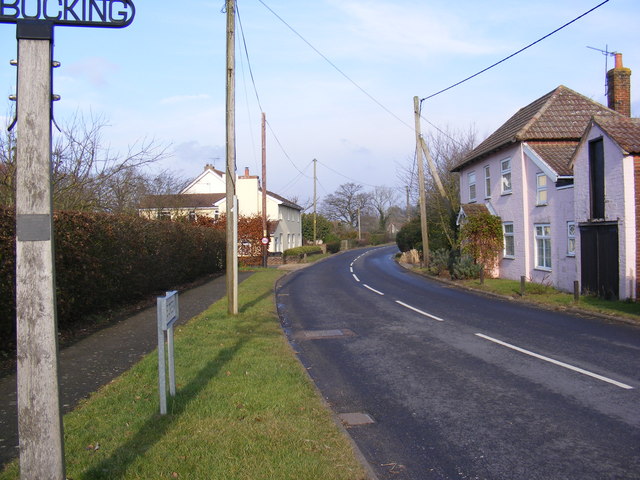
[157,291,179,415]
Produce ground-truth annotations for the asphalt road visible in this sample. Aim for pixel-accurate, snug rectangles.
[276,245,640,480]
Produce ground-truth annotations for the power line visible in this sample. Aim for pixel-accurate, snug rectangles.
[316,159,379,189]
[256,0,413,131]
[237,3,311,181]
[421,0,611,101]
[236,3,264,112]
[279,160,314,194]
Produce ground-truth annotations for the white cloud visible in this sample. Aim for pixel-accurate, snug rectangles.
[327,0,499,61]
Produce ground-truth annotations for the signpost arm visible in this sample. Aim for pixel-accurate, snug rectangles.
[14,21,66,480]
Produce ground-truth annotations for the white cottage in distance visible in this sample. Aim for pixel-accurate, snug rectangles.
[140,164,303,254]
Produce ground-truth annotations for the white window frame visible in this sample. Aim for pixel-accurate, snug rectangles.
[503,222,515,258]
[536,173,548,206]
[567,222,576,257]
[535,224,552,270]
[468,171,477,202]
[484,165,491,198]
[501,158,512,194]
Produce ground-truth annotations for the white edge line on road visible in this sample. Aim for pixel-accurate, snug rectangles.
[350,267,353,273]
[395,301,444,322]
[363,284,384,296]
[352,274,360,282]
[475,333,634,390]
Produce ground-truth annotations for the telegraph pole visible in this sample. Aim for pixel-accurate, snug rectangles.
[313,158,317,243]
[261,112,268,267]
[406,185,411,222]
[226,0,238,314]
[14,22,65,480]
[413,96,429,267]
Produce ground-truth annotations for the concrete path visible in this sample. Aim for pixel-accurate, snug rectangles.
[0,271,253,468]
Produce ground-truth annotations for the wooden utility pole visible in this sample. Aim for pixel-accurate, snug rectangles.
[406,185,411,222]
[420,136,447,201]
[15,22,65,479]
[413,96,429,267]
[261,112,268,267]
[313,158,317,243]
[226,0,238,314]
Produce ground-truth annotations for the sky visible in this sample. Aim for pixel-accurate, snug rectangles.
[1,0,639,209]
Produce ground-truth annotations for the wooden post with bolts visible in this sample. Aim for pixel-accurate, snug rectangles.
[15,22,65,480]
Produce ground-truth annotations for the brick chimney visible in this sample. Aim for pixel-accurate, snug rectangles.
[607,53,632,117]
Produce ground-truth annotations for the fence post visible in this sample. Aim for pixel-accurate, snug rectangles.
[520,276,526,296]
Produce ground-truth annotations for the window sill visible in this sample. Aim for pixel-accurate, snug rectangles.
[534,267,552,272]
[535,203,548,207]
[566,253,576,258]
[503,255,515,260]
[501,191,512,196]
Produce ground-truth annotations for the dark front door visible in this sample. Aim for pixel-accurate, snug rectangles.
[580,223,619,299]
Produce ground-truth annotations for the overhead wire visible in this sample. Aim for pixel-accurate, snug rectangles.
[316,159,379,189]
[420,0,611,101]
[256,0,414,132]
[236,2,311,190]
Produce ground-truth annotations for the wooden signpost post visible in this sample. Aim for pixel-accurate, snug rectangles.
[1,3,135,478]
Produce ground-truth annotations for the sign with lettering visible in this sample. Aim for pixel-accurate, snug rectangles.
[158,291,179,330]
[0,0,135,28]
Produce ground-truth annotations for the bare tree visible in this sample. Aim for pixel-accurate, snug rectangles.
[397,125,478,250]
[321,182,370,228]
[370,186,400,231]
[0,110,172,212]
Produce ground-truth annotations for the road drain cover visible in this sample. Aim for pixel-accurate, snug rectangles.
[338,412,375,426]
[300,329,355,340]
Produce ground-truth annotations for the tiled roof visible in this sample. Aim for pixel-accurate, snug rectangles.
[526,141,578,177]
[460,203,490,216]
[139,193,225,209]
[453,85,620,172]
[593,115,640,154]
[266,190,303,210]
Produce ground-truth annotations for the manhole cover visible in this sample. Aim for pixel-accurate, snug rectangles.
[299,329,355,340]
[338,412,375,426]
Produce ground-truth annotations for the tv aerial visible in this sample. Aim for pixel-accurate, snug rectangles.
[587,45,617,95]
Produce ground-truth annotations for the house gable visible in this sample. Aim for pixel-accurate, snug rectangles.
[181,164,226,194]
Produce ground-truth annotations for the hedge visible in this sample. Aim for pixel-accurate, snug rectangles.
[0,208,225,353]
[283,245,323,257]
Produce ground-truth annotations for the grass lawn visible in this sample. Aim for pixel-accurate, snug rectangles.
[458,277,640,322]
[1,269,367,480]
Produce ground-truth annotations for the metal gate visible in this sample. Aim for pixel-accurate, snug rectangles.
[579,223,619,299]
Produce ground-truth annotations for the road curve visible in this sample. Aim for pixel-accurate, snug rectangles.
[276,245,640,480]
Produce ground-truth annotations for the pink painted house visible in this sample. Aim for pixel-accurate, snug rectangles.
[453,54,637,299]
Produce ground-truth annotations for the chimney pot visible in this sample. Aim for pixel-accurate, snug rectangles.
[615,52,623,69]
[244,167,250,177]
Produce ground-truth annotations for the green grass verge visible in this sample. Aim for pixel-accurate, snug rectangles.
[1,269,366,480]
[459,277,640,321]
